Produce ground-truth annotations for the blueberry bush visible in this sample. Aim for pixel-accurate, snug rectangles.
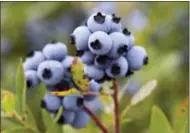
[1,2,189,133]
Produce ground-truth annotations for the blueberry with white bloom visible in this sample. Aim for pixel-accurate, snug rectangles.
[84,65,105,80]
[94,55,111,68]
[125,46,148,71]
[23,51,45,70]
[108,14,122,33]
[70,26,91,50]
[55,110,75,125]
[85,97,103,114]
[84,79,102,101]
[37,60,64,85]
[61,55,75,78]
[77,50,95,65]
[41,94,61,113]
[62,55,74,69]
[88,31,112,55]
[87,12,111,33]
[108,32,129,58]
[122,28,135,50]
[62,95,84,111]
[106,56,128,78]
[25,70,40,88]
[71,110,90,129]
[42,40,67,61]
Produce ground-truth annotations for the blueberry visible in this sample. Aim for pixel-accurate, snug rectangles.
[106,56,128,78]
[122,28,135,50]
[79,51,95,65]
[23,51,45,70]
[84,65,105,80]
[84,80,102,101]
[24,70,40,88]
[37,60,64,85]
[125,46,148,71]
[61,56,76,78]
[62,56,74,69]
[62,95,84,111]
[94,55,111,68]
[41,93,61,113]
[42,41,68,61]
[107,14,122,33]
[85,97,103,114]
[88,31,112,55]
[87,12,111,33]
[108,32,129,58]
[70,26,91,50]
[53,110,75,125]
[71,110,90,129]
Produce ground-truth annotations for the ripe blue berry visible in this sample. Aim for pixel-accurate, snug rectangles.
[53,110,75,125]
[87,12,111,33]
[106,56,128,78]
[94,55,111,68]
[108,14,122,33]
[125,46,148,71]
[84,79,102,101]
[88,31,112,55]
[37,60,64,85]
[62,56,74,69]
[79,51,95,65]
[122,28,135,50]
[62,95,84,111]
[41,93,61,113]
[61,56,74,78]
[42,41,68,61]
[108,32,129,58]
[70,26,91,50]
[23,51,45,70]
[84,65,105,80]
[85,97,103,114]
[25,70,40,89]
[71,110,90,129]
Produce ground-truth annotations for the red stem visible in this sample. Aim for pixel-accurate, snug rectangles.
[113,80,120,133]
[83,105,108,133]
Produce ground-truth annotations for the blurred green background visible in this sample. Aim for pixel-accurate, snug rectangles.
[1,2,189,133]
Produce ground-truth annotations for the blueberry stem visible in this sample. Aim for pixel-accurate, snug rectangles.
[84,105,109,133]
[113,80,120,133]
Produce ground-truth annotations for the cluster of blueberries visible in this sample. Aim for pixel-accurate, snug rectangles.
[23,12,148,129]
[71,12,148,81]
[23,41,99,128]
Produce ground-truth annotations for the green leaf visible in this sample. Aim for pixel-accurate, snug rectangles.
[25,105,37,128]
[1,127,38,133]
[180,121,188,133]
[1,117,23,131]
[1,89,16,114]
[42,109,53,130]
[15,59,26,115]
[130,80,157,106]
[53,106,63,123]
[121,118,132,124]
[150,106,174,133]
[173,97,188,133]
[26,83,46,132]
[121,80,157,118]
[46,107,63,133]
